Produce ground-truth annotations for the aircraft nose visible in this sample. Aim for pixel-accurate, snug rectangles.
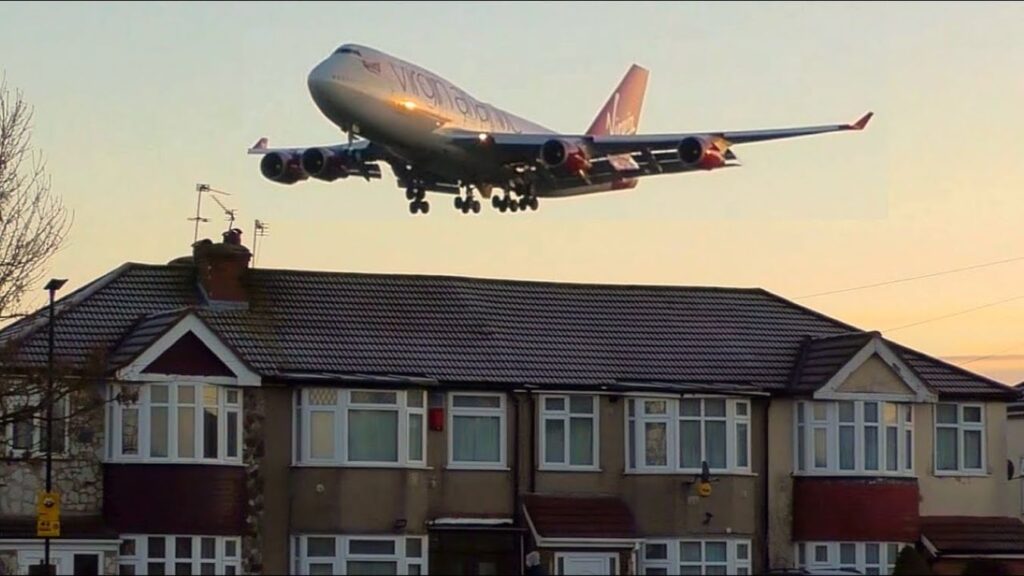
[307,59,335,98]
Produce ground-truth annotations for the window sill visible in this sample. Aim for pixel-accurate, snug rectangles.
[792,471,917,479]
[2,454,72,462]
[104,458,245,467]
[538,466,603,473]
[624,470,757,477]
[290,463,434,471]
[445,464,511,472]
[933,470,990,478]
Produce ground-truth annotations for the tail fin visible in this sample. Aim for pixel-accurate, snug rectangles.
[586,64,649,136]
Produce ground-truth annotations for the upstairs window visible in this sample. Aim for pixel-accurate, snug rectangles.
[108,383,242,464]
[794,400,913,476]
[540,395,598,470]
[935,403,985,473]
[295,388,426,467]
[4,393,69,458]
[626,397,750,474]
[448,393,506,469]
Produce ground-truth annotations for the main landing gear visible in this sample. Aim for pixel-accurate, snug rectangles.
[491,189,539,213]
[406,183,429,215]
[454,185,482,215]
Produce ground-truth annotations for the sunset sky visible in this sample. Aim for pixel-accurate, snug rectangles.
[2,2,1023,383]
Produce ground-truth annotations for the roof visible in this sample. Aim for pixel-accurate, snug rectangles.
[523,494,637,540]
[921,516,1024,556]
[789,332,878,392]
[0,260,1013,397]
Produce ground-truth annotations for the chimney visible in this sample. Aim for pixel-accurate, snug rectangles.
[192,228,252,304]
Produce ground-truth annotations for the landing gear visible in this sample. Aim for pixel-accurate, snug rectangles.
[455,185,481,214]
[409,199,430,214]
[406,183,429,215]
[491,186,538,214]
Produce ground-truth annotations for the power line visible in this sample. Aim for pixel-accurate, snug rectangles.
[955,342,1024,367]
[795,255,1024,300]
[883,293,1024,334]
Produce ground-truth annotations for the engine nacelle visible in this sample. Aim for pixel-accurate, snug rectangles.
[677,136,726,170]
[540,139,592,173]
[301,148,353,182]
[260,152,308,185]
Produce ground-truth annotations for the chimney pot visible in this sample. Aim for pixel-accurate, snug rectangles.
[193,232,251,304]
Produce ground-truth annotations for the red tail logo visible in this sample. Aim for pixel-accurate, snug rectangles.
[586,64,649,136]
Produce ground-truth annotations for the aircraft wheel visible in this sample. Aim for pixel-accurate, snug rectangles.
[492,196,500,209]
[510,200,519,213]
[421,201,430,214]
[416,188,427,202]
[498,203,507,213]
[529,197,539,211]
[405,187,415,201]
[409,202,419,215]
[472,200,481,214]
[455,196,463,210]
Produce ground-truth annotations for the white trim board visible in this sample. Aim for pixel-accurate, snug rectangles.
[814,335,936,403]
[116,313,260,387]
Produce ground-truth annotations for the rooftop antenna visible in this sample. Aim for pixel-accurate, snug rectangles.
[189,183,232,243]
[210,194,237,231]
[253,219,270,266]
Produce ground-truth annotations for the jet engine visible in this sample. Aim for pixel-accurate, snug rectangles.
[301,148,353,182]
[540,139,592,173]
[677,136,726,170]
[260,152,308,184]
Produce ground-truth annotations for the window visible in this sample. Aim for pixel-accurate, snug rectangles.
[449,393,506,469]
[4,393,69,457]
[641,539,751,575]
[540,395,598,469]
[627,397,750,473]
[118,535,241,575]
[334,46,363,56]
[796,541,907,575]
[794,400,913,476]
[292,535,427,575]
[109,383,242,464]
[935,403,985,473]
[295,389,426,467]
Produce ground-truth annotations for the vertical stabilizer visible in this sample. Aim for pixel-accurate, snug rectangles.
[586,64,649,136]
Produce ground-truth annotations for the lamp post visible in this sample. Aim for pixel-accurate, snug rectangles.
[43,278,66,572]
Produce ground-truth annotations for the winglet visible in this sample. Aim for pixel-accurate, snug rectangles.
[850,112,873,130]
[248,137,269,153]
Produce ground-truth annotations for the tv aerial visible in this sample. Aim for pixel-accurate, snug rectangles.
[253,219,271,266]
[189,183,233,243]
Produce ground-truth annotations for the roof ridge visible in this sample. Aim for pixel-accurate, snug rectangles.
[809,330,878,342]
[891,341,1016,396]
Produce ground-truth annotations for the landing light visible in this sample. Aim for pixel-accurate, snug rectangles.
[402,100,417,111]
[478,133,490,143]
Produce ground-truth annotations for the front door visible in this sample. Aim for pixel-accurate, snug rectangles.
[19,550,101,576]
[558,553,618,576]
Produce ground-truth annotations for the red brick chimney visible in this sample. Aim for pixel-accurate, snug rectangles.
[192,229,251,303]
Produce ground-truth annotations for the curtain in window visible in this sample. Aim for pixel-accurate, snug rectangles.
[964,430,982,469]
[936,427,958,470]
[645,422,667,466]
[310,412,335,459]
[545,419,565,463]
[453,415,500,462]
[705,421,727,469]
[349,410,398,462]
[679,421,701,469]
[569,418,593,466]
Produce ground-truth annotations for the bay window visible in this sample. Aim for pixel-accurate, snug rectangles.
[935,403,985,473]
[540,395,598,469]
[626,397,750,474]
[109,383,242,464]
[118,535,242,575]
[796,541,906,575]
[641,539,751,575]
[294,388,426,467]
[292,534,427,575]
[794,400,913,476]
[449,393,506,469]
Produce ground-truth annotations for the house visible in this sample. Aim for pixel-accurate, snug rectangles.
[0,229,1021,576]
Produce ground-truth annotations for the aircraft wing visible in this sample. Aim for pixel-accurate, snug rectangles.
[246,137,378,158]
[446,112,873,169]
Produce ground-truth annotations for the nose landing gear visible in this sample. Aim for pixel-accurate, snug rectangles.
[406,183,429,215]
[455,186,482,214]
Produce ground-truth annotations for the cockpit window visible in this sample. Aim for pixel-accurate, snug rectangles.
[334,47,362,56]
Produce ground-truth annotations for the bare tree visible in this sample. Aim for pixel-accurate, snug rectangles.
[0,74,78,454]
[0,73,71,322]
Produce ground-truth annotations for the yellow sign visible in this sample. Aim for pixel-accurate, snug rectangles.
[36,491,60,538]
[698,481,713,498]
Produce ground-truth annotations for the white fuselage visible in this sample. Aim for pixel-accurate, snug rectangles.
[307,44,557,186]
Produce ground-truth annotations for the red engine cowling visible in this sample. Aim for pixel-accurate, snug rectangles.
[677,136,726,170]
[301,148,352,182]
[260,152,308,185]
[540,139,592,173]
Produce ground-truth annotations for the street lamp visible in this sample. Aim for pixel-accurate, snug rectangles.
[42,278,66,573]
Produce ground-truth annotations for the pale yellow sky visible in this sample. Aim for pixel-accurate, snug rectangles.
[2,2,1023,383]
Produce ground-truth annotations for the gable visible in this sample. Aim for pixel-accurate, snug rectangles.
[834,355,915,397]
[142,331,235,377]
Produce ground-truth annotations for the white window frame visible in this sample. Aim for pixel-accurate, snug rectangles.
[625,396,752,475]
[118,534,243,575]
[447,392,507,470]
[292,534,427,575]
[107,382,243,465]
[934,402,986,475]
[641,538,752,575]
[796,541,907,575]
[539,394,600,471]
[3,392,71,458]
[293,388,427,468]
[793,400,914,477]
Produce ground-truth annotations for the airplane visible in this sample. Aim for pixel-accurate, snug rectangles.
[249,43,873,215]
